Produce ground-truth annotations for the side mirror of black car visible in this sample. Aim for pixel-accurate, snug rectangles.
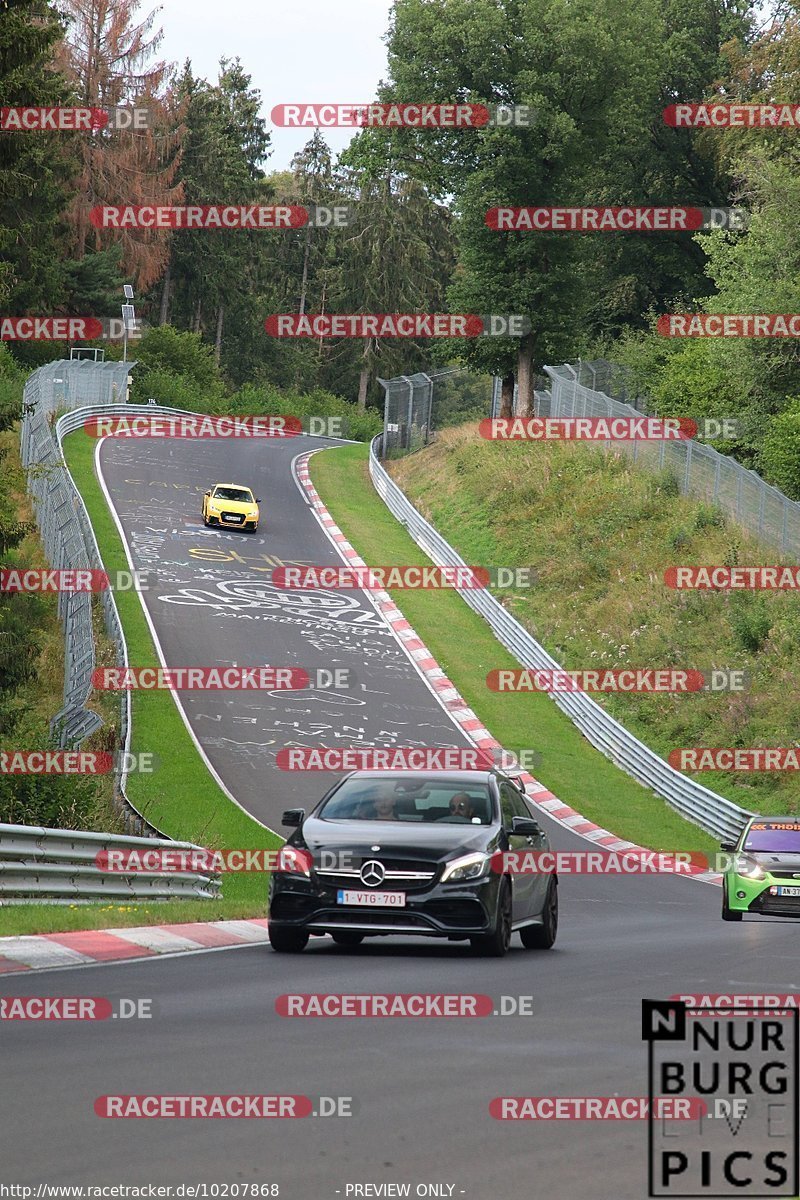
[719,841,737,852]
[282,808,305,828]
[511,816,542,836]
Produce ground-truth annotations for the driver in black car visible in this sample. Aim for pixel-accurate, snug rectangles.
[448,793,476,820]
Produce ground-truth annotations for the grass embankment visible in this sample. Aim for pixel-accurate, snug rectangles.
[0,430,281,937]
[386,426,800,817]
[310,443,719,856]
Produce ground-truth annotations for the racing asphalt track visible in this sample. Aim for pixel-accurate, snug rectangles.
[2,434,798,1198]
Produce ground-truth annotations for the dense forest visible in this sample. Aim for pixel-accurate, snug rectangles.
[2,0,798,470]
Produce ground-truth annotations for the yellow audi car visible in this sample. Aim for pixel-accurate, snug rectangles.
[201,483,260,532]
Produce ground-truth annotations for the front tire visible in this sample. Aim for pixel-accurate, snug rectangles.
[722,885,743,922]
[520,877,558,948]
[471,879,512,957]
[268,924,309,953]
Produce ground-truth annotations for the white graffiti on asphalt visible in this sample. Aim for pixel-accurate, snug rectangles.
[157,578,385,625]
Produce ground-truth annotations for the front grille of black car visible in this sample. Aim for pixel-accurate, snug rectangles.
[315,857,437,892]
[750,892,800,917]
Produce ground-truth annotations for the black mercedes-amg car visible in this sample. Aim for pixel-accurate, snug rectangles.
[267,768,558,957]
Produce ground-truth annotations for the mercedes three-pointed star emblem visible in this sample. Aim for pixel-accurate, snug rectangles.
[360,859,386,887]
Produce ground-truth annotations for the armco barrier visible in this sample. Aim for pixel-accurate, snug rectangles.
[20,361,135,752]
[0,823,220,904]
[19,362,160,836]
[368,435,753,841]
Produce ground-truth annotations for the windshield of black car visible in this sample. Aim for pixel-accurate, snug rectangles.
[318,777,494,824]
[213,487,252,502]
[743,823,800,852]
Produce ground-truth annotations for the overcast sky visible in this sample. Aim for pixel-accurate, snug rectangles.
[156,0,395,171]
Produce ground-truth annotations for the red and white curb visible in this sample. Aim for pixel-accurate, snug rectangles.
[0,918,270,976]
[296,452,722,888]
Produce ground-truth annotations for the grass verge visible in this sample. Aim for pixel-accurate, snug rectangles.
[0,899,263,939]
[309,442,719,856]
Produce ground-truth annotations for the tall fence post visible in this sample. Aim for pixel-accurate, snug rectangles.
[403,375,414,451]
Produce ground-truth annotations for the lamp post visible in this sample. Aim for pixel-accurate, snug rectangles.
[122,283,135,363]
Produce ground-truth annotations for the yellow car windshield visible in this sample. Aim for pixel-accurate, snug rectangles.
[213,488,253,503]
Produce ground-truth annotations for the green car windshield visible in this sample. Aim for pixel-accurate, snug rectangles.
[744,823,800,852]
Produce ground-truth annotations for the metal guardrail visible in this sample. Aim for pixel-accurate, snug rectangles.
[18,361,157,836]
[368,435,753,841]
[0,823,220,904]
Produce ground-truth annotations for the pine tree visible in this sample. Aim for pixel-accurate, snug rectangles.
[60,0,184,290]
[0,0,75,310]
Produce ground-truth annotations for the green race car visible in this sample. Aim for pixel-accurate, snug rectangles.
[721,815,800,921]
